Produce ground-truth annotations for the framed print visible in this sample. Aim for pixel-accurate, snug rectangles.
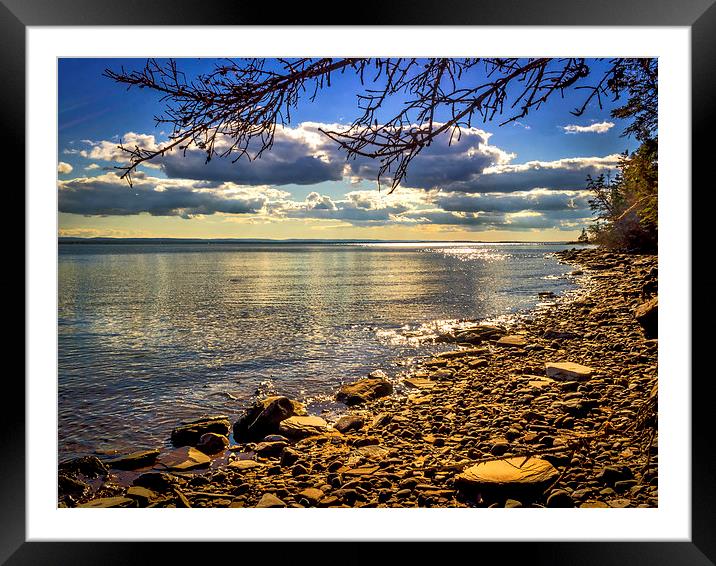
[7,0,712,563]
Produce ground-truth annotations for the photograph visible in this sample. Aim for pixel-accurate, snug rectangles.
[56,56,660,511]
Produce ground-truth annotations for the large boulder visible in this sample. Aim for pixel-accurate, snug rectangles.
[336,377,393,406]
[456,457,559,497]
[635,296,658,339]
[233,396,305,441]
[278,416,329,439]
[171,415,231,447]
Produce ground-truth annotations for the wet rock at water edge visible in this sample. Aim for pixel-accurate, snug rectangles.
[58,473,90,499]
[233,396,305,441]
[104,449,160,470]
[156,446,212,471]
[196,432,229,455]
[171,416,231,447]
[59,456,108,479]
[133,472,183,492]
[336,376,393,405]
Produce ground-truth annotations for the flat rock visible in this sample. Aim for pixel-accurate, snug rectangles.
[336,377,393,405]
[545,362,594,381]
[297,488,324,505]
[78,496,137,508]
[496,335,528,348]
[278,416,329,438]
[228,459,265,471]
[104,449,160,470]
[404,377,435,390]
[456,457,559,491]
[156,447,211,471]
[256,493,286,508]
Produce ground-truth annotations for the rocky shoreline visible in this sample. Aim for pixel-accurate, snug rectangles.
[58,248,658,509]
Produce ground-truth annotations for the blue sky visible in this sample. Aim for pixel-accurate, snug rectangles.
[58,58,641,240]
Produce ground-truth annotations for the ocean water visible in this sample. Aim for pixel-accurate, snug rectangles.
[58,241,582,459]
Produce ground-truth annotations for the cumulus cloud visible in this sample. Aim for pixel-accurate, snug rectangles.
[447,155,621,193]
[563,121,615,134]
[74,123,514,190]
[434,189,591,214]
[58,161,73,174]
[58,172,288,219]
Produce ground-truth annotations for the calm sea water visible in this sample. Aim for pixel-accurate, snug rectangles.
[58,241,582,459]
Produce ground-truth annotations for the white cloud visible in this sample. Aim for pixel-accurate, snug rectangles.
[58,161,73,174]
[563,121,615,134]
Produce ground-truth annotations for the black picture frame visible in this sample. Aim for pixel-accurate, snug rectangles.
[7,0,711,563]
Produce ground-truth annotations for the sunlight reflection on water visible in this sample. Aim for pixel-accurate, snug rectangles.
[58,241,580,459]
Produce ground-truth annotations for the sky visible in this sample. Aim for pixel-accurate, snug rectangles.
[58,58,641,241]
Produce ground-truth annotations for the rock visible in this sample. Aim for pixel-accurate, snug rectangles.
[546,490,574,508]
[278,416,329,438]
[171,416,231,447]
[334,415,364,433]
[495,335,528,348]
[58,473,89,498]
[448,325,503,344]
[580,501,609,508]
[156,447,211,471]
[297,488,324,505]
[505,499,523,508]
[78,496,137,508]
[196,433,229,455]
[635,296,658,338]
[228,459,265,472]
[545,362,594,381]
[490,441,510,456]
[597,466,633,486]
[233,397,303,441]
[104,449,160,470]
[336,377,393,405]
[133,472,182,492]
[255,441,289,457]
[256,493,286,508]
[403,377,435,390]
[59,456,108,478]
[280,447,301,467]
[543,328,579,340]
[455,457,559,494]
[126,486,159,506]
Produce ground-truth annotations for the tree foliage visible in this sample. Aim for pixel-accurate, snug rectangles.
[104,57,657,191]
[586,138,657,252]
